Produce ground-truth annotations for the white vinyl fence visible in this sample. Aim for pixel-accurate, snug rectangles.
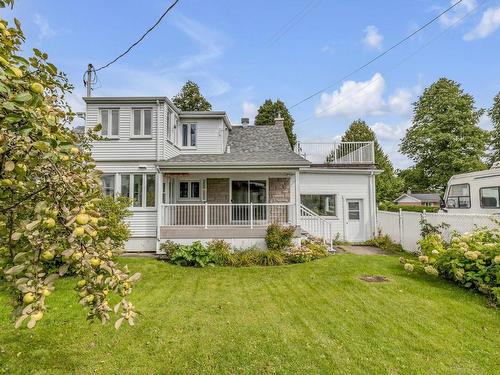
[377,210,498,252]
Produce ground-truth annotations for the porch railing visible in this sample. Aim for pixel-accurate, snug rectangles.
[161,203,295,228]
[299,204,333,250]
[294,141,375,165]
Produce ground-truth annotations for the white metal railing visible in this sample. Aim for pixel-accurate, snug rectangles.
[162,203,295,228]
[294,141,375,165]
[299,204,333,249]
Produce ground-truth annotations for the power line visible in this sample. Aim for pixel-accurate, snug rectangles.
[94,0,180,72]
[290,0,467,109]
[295,0,485,125]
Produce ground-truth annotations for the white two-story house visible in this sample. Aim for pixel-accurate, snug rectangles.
[83,96,379,252]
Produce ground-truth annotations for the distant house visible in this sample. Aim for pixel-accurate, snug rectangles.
[393,192,441,207]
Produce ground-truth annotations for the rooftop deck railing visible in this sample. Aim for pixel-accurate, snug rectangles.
[294,141,375,165]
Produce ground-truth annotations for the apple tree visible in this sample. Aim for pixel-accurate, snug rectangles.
[0,1,140,329]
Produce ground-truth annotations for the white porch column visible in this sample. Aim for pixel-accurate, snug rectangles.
[155,170,162,253]
[294,171,300,226]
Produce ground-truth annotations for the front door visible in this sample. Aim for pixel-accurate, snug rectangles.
[346,199,364,242]
[231,180,267,223]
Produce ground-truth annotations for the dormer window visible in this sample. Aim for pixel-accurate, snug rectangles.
[133,108,152,137]
[182,123,196,147]
[100,109,119,137]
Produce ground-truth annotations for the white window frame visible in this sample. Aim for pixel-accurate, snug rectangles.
[99,108,120,138]
[119,173,156,210]
[300,194,338,218]
[131,108,153,138]
[177,180,201,201]
[166,108,173,142]
[181,123,197,148]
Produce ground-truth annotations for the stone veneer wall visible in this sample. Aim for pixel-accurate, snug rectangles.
[269,178,291,224]
[207,178,230,203]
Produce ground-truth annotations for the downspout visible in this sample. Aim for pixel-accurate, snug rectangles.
[369,170,376,238]
[156,99,160,162]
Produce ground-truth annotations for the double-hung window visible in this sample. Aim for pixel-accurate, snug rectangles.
[133,108,152,137]
[181,123,196,147]
[446,184,470,208]
[100,109,119,137]
[300,194,336,216]
[101,174,115,197]
[120,173,156,208]
[179,181,200,199]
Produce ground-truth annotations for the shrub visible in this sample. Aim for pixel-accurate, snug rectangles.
[302,240,329,259]
[228,249,261,267]
[379,201,439,213]
[265,223,296,252]
[207,239,232,266]
[159,240,180,262]
[362,235,404,253]
[255,250,285,266]
[170,241,215,268]
[287,246,313,263]
[401,227,500,305]
[93,196,131,248]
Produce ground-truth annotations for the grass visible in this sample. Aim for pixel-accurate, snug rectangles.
[1,255,498,375]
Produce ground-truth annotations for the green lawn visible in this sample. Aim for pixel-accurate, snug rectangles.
[0,255,498,375]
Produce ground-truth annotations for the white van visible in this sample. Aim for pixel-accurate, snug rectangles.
[443,163,500,215]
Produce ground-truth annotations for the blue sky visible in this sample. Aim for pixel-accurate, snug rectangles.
[2,0,500,168]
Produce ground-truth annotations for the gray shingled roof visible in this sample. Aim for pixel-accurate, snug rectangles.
[164,124,310,167]
[408,193,441,202]
[395,193,441,203]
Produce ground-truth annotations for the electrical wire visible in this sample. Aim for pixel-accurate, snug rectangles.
[94,0,180,72]
[290,0,467,109]
[295,0,486,125]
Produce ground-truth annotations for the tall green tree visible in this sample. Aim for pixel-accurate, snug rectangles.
[487,91,500,166]
[339,119,403,201]
[400,78,488,191]
[254,99,296,147]
[0,4,139,328]
[172,81,212,111]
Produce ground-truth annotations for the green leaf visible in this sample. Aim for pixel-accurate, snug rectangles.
[2,101,15,111]
[14,92,32,102]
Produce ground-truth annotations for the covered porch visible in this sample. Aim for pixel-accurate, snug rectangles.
[158,170,301,242]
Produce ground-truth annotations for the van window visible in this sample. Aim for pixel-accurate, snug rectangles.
[480,186,500,208]
[446,183,470,208]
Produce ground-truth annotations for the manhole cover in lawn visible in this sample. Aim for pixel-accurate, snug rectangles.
[358,275,390,283]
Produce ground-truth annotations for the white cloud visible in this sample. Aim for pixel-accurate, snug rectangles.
[362,25,383,50]
[371,120,411,141]
[388,89,413,114]
[439,0,477,28]
[479,113,493,130]
[314,73,418,118]
[321,45,335,54]
[242,101,258,123]
[33,14,55,39]
[315,73,386,117]
[464,5,500,40]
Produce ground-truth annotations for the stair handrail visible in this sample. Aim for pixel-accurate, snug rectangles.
[299,204,333,250]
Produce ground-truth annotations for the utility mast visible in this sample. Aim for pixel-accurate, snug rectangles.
[85,63,93,97]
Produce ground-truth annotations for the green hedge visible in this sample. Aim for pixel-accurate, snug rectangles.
[378,201,439,213]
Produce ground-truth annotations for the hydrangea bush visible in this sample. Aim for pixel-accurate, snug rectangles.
[0,1,140,329]
[400,227,500,305]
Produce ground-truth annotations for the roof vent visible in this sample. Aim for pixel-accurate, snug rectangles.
[241,117,250,127]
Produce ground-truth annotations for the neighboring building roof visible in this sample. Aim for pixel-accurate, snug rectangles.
[394,193,441,203]
[162,124,310,168]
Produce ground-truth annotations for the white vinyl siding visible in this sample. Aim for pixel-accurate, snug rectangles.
[86,104,159,161]
[177,118,224,154]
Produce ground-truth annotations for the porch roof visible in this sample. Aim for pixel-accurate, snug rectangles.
[160,124,310,169]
